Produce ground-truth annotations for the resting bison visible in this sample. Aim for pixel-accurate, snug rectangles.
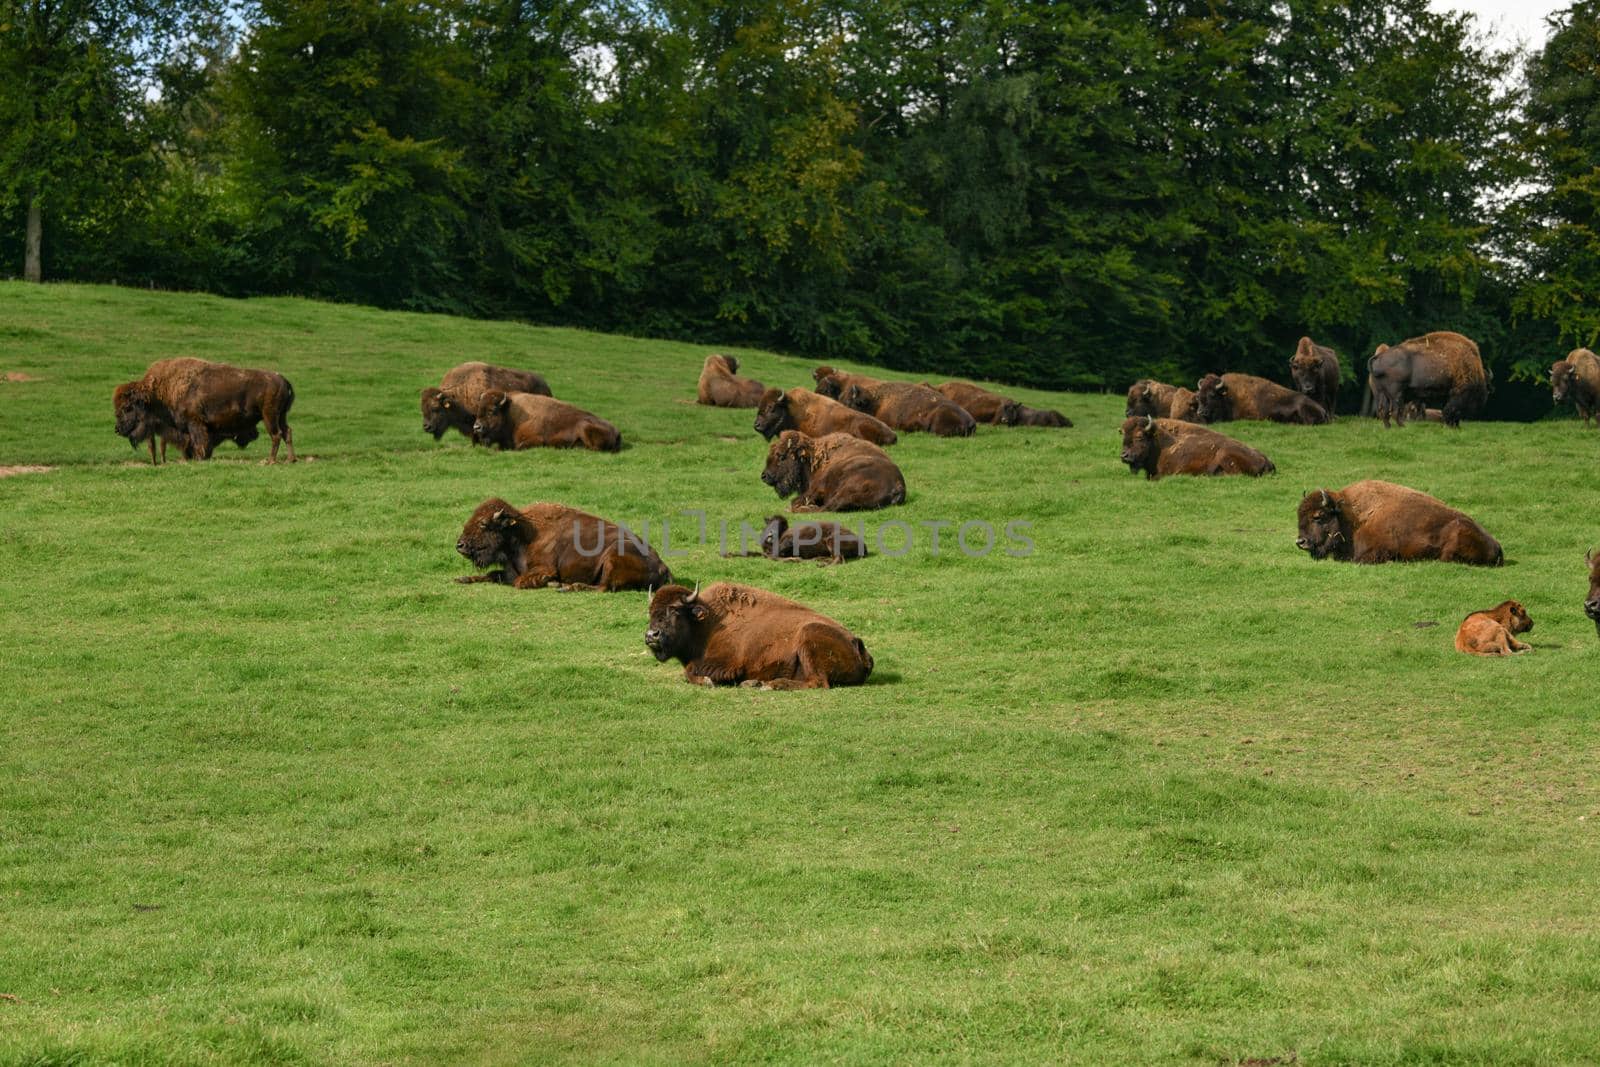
[1126,380,1180,418]
[1454,600,1533,657]
[937,381,1072,428]
[1551,348,1600,426]
[761,430,906,512]
[760,515,868,563]
[644,582,873,689]
[1586,550,1600,637]
[1119,415,1275,480]
[753,387,897,446]
[1295,481,1503,566]
[1368,331,1488,428]
[697,354,765,408]
[840,381,975,437]
[473,391,621,452]
[422,362,551,442]
[1290,337,1340,415]
[1194,373,1329,425]
[812,366,886,400]
[455,497,670,590]
[114,357,295,463]
[1169,388,1201,422]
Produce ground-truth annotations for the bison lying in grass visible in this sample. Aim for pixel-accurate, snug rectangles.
[1551,348,1600,427]
[1119,416,1275,480]
[472,391,621,451]
[754,387,897,446]
[760,515,869,563]
[840,381,975,437]
[1368,330,1488,428]
[644,582,873,689]
[936,381,1071,427]
[1296,481,1503,566]
[422,362,551,442]
[1455,600,1534,656]
[812,366,886,400]
[114,357,295,463]
[1194,373,1328,425]
[455,497,670,590]
[761,431,906,512]
[697,354,766,407]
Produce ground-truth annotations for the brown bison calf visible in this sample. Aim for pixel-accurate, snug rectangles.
[1296,480,1503,566]
[762,430,906,512]
[422,362,551,442]
[840,381,975,437]
[1119,415,1275,479]
[1454,600,1533,656]
[760,514,869,563]
[455,497,671,590]
[937,381,1072,428]
[644,582,873,689]
[697,354,766,407]
[753,387,897,445]
[1368,330,1488,428]
[1552,348,1600,426]
[1194,373,1329,425]
[1289,337,1341,415]
[473,391,621,452]
[1586,550,1600,637]
[114,357,295,463]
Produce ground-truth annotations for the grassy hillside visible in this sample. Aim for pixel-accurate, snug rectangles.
[2,282,1598,1065]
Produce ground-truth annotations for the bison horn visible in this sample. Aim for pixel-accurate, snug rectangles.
[687,581,700,602]
[1143,414,1154,430]
[1319,490,1331,508]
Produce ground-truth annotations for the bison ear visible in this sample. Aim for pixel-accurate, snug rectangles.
[688,602,710,623]
[1375,343,1389,354]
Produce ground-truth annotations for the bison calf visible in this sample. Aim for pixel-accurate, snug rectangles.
[1119,416,1275,479]
[1552,348,1600,426]
[473,391,621,451]
[114,357,295,463]
[1296,481,1503,566]
[762,430,906,512]
[422,362,551,442]
[1454,600,1533,656]
[1194,373,1328,425]
[644,582,873,689]
[754,387,897,446]
[1289,337,1340,415]
[760,514,869,563]
[455,497,670,590]
[1368,330,1488,428]
[697,354,766,407]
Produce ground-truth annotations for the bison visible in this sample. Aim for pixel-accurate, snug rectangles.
[1119,415,1275,479]
[455,497,670,590]
[697,354,766,408]
[472,390,621,452]
[759,514,869,563]
[1126,380,1180,418]
[1295,480,1503,566]
[1587,550,1600,637]
[1454,600,1534,656]
[839,381,975,437]
[1194,373,1329,425]
[761,430,906,512]
[1289,337,1340,415]
[644,582,873,689]
[1551,348,1600,426]
[114,357,295,463]
[1368,330,1488,428]
[936,381,1072,428]
[422,362,551,442]
[812,366,886,400]
[753,387,897,446]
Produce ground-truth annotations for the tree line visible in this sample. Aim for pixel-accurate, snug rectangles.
[4,0,1600,413]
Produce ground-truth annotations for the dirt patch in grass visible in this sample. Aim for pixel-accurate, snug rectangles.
[0,465,53,478]
[3,372,40,382]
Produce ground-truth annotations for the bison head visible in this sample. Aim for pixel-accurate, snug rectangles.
[1290,341,1325,395]
[1119,415,1159,474]
[1492,599,1534,635]
[421,386,475,441]
[996,399,1025,426]
[1586,549,1600,627]
[1295,489,1347,560]
[759,514,788,557]
[471,391,514,449]
[753,388,791,439]
[1552,360,1576,405]
[1192,374,1228,424]
[815,372,845,399]
[839,384,876,413]
[456,497,533,569]
[761,431,813,498]
[113,382,157,447]
[719,354,739,376]
[645,583,711,663]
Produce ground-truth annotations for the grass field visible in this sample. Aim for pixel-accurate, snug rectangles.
[2,281,1599,1065]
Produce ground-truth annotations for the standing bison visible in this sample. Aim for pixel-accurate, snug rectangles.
[1295,481,1503,566]
[1368,331,1488,428]
[762,430,906,512]
[1551,348,1600,427]
[114,357,295,463]
[472,391,621,452]
[697,354,766,408]
[1194,373,1329,425]
[1289,337,1340,415]
[753,387,897,446]
[422,362,550,442]
[1119,416,1275,479]
[644,582,873,689]
[455,497,670,590]
[839,381,975,437]
[937,381,1071,427]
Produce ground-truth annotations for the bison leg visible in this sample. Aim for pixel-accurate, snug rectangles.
[456,572,508,584]
[148,436,160,465]
[682,670,718,687]
[512,571,555,589]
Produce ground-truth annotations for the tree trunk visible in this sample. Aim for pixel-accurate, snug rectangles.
[24,194,42,283]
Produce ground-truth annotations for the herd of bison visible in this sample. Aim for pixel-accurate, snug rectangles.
[107,330,1600,686]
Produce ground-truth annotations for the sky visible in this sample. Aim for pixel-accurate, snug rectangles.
[1432,0,1563,49]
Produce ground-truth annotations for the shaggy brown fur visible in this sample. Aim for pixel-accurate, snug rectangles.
[1194,373,1329,425]
[1586,550,1600,636]
[936,381,1071,427]
[812,366,886,400]
[1551,348,1600,426]
[1454,600,1533,656]
[696,354,766,407]
[1119,416,1275,480]
[761,430,906,512]
[759,514,869,563]
[644,582,873,689]
[753,387,897,445]
[455,497,670,590]
[1368,330,1488,428]
[422,362,550,442]
[114,357,295,463]
[1296,480,1503,566]
[840,381,975,437]
[1289,337,1340,415]
[1126,380,1180,418]
[472,391,621,451]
